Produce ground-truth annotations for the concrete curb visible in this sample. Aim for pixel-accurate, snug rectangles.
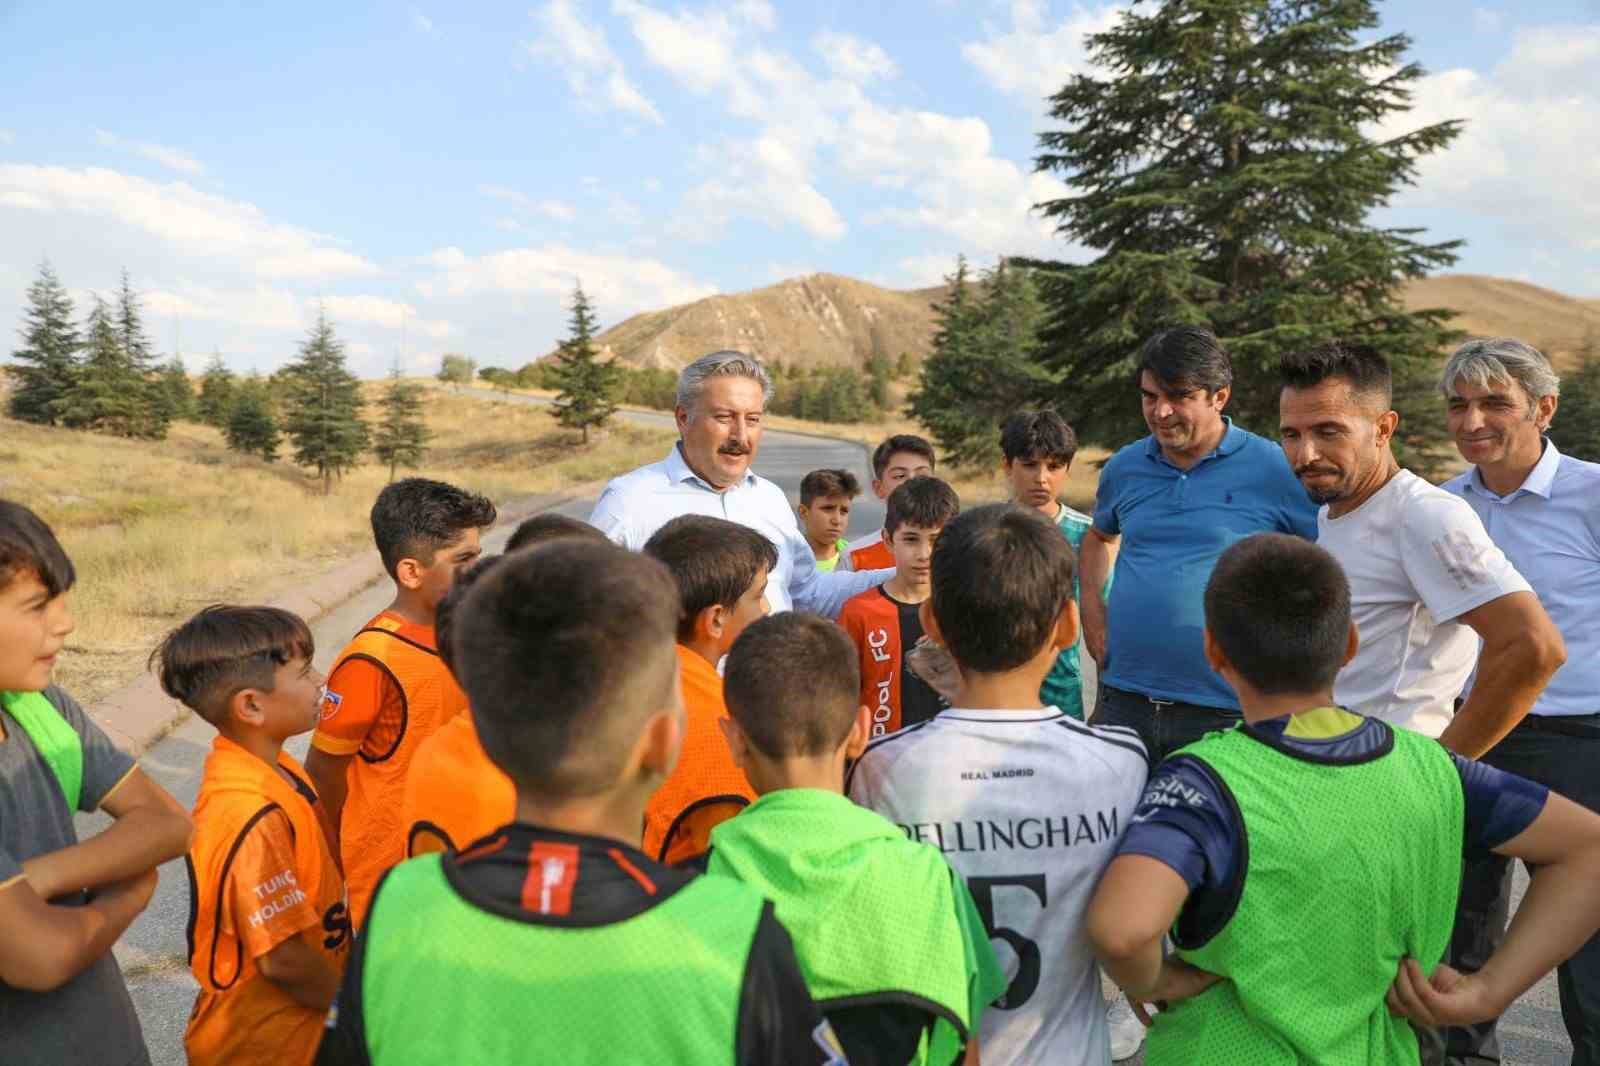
[88,487,594,756]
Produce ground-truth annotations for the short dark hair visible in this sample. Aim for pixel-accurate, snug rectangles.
[1204,533,1351,695]
[1000,410,1078,465]
[434,554,504,678]
[724,613,859,758]
[871,434,936,480]
[930,504,1075,674]
[151,605,315,724]
[505,512,607,554]
[643,515,778,642]
[0,500,75,598]
[1138,326,1233,395]
[370,478,497,579]
[1278,341,1392,408]
[456,541,680,798]
[885,476,960,536]
[799,468,861,506]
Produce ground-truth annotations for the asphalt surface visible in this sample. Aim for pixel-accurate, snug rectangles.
[80,400,1572,1065]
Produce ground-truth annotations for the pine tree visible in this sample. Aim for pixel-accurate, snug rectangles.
[908,257,1059,466]
[113,270,169,438]
[1548,331,1600,463]
[7,261,81,425]
[281,310,369,494]
[372,361,431,481]
[197,351,239,427]
[549,283,620,443]
[155,357,196,424]
[1032,0,1464,472]
[225,375,281,461]
[56,297,150,437]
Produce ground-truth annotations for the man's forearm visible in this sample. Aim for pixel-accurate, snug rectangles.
[1440,641,1558,758]
[796,566,893,619]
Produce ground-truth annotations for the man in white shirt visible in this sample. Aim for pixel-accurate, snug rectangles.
[1438,337,1600,1065]
[1275,341,1564,757]
[589,350,892,617]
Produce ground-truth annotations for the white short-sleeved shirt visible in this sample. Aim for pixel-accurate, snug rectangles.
[1318,470,1530,737]
[847,708,1149,1066]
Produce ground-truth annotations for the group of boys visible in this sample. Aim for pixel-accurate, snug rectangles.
[6,357,1600,1066]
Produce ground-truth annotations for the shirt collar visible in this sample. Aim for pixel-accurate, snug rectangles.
[1144,417,1242,464]
[663,442,755,491]
[1468,437,1561,501]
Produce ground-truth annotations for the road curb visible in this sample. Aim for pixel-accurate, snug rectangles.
[88,487,593,757]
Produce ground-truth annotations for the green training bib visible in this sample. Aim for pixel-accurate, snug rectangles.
[2,690,83,811]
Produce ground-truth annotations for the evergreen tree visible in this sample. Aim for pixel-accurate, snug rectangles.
[1032,0,1464,472]
[549,283,620,443]
[1549,331,1600,463]
[866,352,893,410]
[225,375,281,461]
[56,297,150,437]
[7,261,80,425]
[281,311,369,494]
[909,257,1059,466]
[113,270,169,438]
[155,357,196,423]
[372,361,431,481]
[197,351,239,427]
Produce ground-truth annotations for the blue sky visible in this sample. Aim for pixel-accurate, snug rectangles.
[2,1,1596,377]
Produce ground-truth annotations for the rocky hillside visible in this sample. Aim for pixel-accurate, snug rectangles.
[579,271,1598,372]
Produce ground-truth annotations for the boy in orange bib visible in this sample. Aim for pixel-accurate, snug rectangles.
[154,605,351,1066]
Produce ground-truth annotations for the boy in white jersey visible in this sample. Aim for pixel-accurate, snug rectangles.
[848,503,1150,1066]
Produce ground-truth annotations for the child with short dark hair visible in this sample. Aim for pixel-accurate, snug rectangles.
[838,476,959,736]
[154,605,349,1066]
[503,511,605,554]
[639,514,774,863]
[845,434,936,571]
[0,500,192,1066]
[999,410,1102,719]
[314,541,838,1065]
[797,468,860,573]
[1088,533,1600,1065]
[304,477,496,928]
[848,503,1149,1066]
[710,611,1005,1066]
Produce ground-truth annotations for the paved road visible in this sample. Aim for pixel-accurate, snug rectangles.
[82,401,1571,1065]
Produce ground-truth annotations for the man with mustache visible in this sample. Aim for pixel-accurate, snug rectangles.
[1276,341,1564,757]
[1081,327,1317,765]
[1437,338,1600,1066]
[590,349,893,617]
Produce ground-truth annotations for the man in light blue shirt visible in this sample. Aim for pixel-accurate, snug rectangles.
[590,350,892,617]
[1080,327,1318,761]
[1439,337,1600,1066]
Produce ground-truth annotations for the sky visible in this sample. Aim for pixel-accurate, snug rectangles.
[2,0,1597,377]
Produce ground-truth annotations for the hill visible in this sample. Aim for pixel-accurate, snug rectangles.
[575,271,1599,373]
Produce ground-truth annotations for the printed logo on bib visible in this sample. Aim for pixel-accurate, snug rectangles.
[522,841,579,916]
[248,868,307,927]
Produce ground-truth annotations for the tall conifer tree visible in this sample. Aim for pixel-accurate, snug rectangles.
[372,361,430,481]
[1031,0,1463,471]
[113,269,169,438]
[198,351,239,427]
[7,261,80,425]
[57,296,149,437]
[549,283,619,443]
[281,310,369,493]
[225,375,281,461]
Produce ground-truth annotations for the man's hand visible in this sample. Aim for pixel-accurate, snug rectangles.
[1386,958,1503,1028]
[1129,959,1223,1026]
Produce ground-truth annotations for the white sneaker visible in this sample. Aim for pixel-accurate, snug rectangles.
[1107,994,1146,1061]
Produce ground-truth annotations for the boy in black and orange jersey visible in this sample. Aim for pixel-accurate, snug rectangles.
[838,477,959,737]
[304,478,495,928]
[844,434,936,571]
[154,605,350,1066]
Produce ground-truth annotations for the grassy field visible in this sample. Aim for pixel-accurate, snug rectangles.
[4,385,674,703]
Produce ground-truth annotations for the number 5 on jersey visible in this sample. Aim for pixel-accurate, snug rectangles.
[968,874,1047,1010]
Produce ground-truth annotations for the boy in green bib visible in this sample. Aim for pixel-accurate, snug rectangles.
[1087,533,1600,1065]
[707,612,1005,1066]
[314,540,841,1066]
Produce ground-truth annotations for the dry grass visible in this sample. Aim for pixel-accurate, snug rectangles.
[4,385,674,703]
[1402,275,1600,366]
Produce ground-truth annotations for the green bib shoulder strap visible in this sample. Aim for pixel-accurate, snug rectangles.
[1,690,84,811]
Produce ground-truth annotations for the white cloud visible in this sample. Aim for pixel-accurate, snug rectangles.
[530,0,664,125]
[94,129,207,177]
[411,10,434,32]
[683,135,847,240]
[422,243,717,320]
[813,30,896,84]
[479,184,577,222]
[319,294,452,339]
[963,1,1123,108]
[141,284,305,332]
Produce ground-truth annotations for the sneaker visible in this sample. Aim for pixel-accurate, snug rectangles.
[1107,993,1146,1061]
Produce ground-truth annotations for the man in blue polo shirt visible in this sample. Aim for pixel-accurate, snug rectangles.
[1081,326,1317,762]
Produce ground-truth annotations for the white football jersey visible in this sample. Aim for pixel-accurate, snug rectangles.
[847,708,1149,1066]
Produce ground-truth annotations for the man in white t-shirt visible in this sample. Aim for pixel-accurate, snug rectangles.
[848,504,1151,1066]
[1276,341,1564,757]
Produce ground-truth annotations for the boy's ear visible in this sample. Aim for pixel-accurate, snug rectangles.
[1203,628,1230,676]
[230,688,267,728]
[636,705,684,782]
[393,557,427,592]
[717,715,751,774]
[1342,620,1360,667]
[1053,599,1080,651]
[694,603,725,644]
[844,705,872,760]
[917,599,944,646]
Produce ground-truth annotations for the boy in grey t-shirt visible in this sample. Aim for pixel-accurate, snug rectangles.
[0,500,192,1065]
